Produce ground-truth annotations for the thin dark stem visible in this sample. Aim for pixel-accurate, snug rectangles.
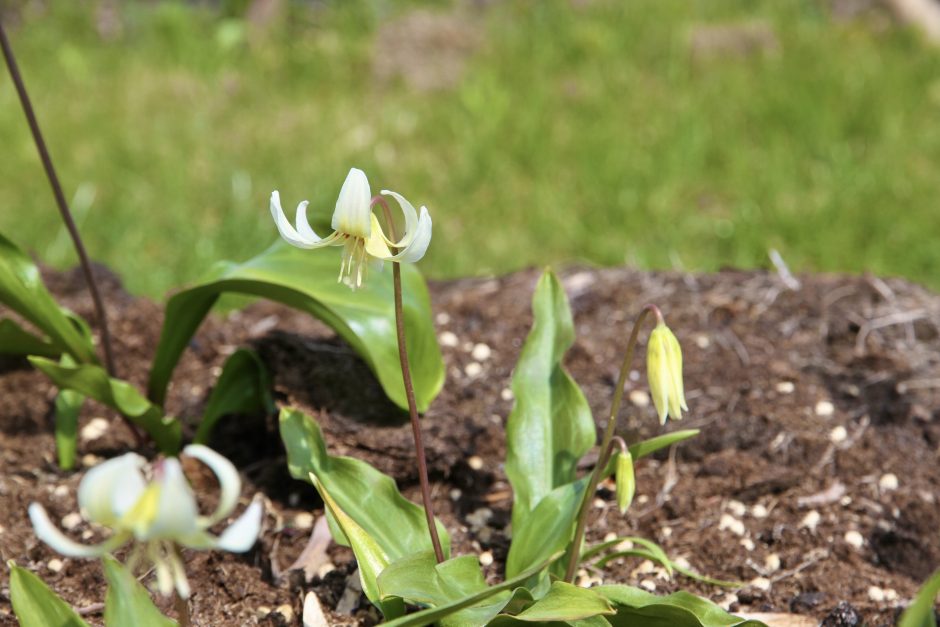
[0,20,117,377]
[173,593,192,627]
[563,303,661,582]
[373,195,445,563]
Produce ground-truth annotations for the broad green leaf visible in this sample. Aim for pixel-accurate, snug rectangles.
[279,408,450,560]
[506,270,595,531]
[102,557,177,627]
[506,478,586,578]
[54,389,83,470]
[899,568,940,627]
[148,242,443,412]
[379,552,514,627]
[381,554,563,627]
[493,581,614,623]
[29,357,181,453]
[8,561,91,627]
[194,348,273,444]
[0,233,96,363]
[596,586,766,627]
[629,430,699,460]
[0,318,59,357]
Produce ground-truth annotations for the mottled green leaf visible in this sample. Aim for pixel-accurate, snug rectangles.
[506,478,586,578]
[596,586,766,627]
[102,557,177,627]
[490,581,614,623]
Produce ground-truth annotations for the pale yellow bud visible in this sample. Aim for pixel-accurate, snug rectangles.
[646,321,688,425]
[615,450,635,514]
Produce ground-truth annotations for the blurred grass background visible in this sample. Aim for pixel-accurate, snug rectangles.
[1,0,939,297]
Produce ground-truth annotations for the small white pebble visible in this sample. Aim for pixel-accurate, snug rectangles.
[639,579,657,592]
[628,389,650,408]
[883,588,898,602]
[815,400,835,417]
[632,560,656,576]
[0,524,6,535]
[603,532,618,542]
[52,485,69,498]
[694,333,711,349]
[740,538,755,551]
[449,488,462,501]
[673,556,691,570]
[661,526,673,539]
[775,381,795,394]
[256,606,272,619]
[80,417,109,442]
[273,604,294,621]
[751,504,769,518]
[829,426,848,444]
[61,512,83,531]
[81,454,102,468]
[844,530,865,549]
[879,473,899,491]
[501,388,514,402]
[615,539,634,551]
[471,343,492,361]
[593,498,606,509]
[750,577,772,591]
[439,331,458,347]
[719,513,746,536]
[464,362,483,378]
[467,456,484,471]
[435,312,451,325]
[47,559,64,573]
[316,562,336,579]
[726,500,747,517]
[718,593,739,611]
[81,530,94,540]
[479,551,494,567]
[292,512,314,530]
[800,510,821,531]
[867,586,885,602]
[636,494,649,505]
[764,553,781,573]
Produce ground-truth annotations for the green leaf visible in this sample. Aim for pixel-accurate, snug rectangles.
[279,408,450,560]
[0,318,59,357]
[899,568,940,627]
[494,581,615,623]
[506,478,586,578]
[102,557,177,627]
[54,389,83,470]
[8,561,91,627]
[506,270,595,532]
[147,242,444,412]
[29,357,181,453]
[0,233,96,363]
[194,348,273,444]
[596,586,766,627]
[380,554,563,627]
[629,430,699,460]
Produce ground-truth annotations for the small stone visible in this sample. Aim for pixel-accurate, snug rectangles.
[867,586,885,602]
[822,601,862,626]
[52,485,69,498]
[593,497,606,509]
[815,400,835,417]
[844,530,864,549]
[303,591,329,627]
[435,312,451,325]
[274,604,294,621]
[661,526,672,539]
[628,390,650,407]
[316,562,335,579]
[751,504,769,518]
[81,530,94,540]
[80,417,110,442]
[883,588,897,602]
[718,593,739,611]
[764,553,781,573]
[449,488,462,501]
[464,362,483,378]
[256,606,272,619]
[639,579,657,592]
[439,331,458,347]
[501,388,514,402]
[47,558,64,573]
[829,426,848,444]
[81,454,102,468]
[694,333,711,349]
[719,513,746,536]
[632,560,655,576]
[673,556,691,570]
[466,507,493,530]
[603,532,618,542]
[615,539,634,551]
[61,512,83,530]
[726,500,747,517]
[471,343,492,361]
[740,538,756,551]
[776,381,795,394]
[292,512,314,530]
[800,510,821,531]
[467,456,484,471]
[878,473,899,491]
[479,551,494,567]
[750,577,772,591]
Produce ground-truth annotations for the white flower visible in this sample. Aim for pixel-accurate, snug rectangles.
[646,321,688,425]
[270,167,432,289]
[28,445,262,599]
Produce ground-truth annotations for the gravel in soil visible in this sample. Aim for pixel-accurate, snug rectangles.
[1,264,939,625]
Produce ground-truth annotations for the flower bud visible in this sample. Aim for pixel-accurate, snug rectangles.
[615,450,635,514]
[646,321,688,425]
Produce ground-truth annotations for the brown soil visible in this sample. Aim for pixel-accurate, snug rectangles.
[1,264,939,626]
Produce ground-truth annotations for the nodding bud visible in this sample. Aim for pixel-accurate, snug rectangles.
[615,450,635,514]
[646,320,688,425]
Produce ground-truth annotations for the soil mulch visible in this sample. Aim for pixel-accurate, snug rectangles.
[0,263,938,626]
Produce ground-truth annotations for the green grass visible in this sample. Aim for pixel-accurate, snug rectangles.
[1,0,939,297]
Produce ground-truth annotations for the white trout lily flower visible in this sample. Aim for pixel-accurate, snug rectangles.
[646,320,688,425]
[270,167,432,289]
[28,444,262,599]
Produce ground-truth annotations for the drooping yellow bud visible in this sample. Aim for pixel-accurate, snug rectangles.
[615,450,635,514]
[646,321,688,425]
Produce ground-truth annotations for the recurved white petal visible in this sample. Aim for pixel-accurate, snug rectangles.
[77,452,146,526]
[271,192,326,249]
[215,498,263,552]
[140,459,199,541]
[332,168,372,239]
[382,206,431,263]
[379,190,420,249]
[28,503,127,557]
[182,444,241,526]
